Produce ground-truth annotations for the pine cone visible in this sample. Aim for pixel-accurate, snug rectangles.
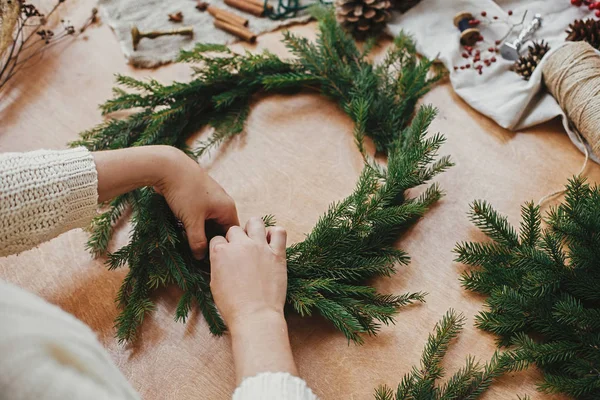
[391,0,421,13]
[514,40,550,80]
[335,0,391,39]
[566,18,600,50]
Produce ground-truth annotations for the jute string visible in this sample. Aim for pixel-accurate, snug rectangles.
[537,41,598,206]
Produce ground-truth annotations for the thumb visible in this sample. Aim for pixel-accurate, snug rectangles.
[187,220,208,260]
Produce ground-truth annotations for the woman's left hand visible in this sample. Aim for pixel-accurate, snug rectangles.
[94,145,239,259]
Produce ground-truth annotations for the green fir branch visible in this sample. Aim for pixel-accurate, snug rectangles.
[374,310,510,400]
[456,177,600,399]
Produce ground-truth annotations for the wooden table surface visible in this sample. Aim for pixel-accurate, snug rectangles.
[0,2,595,399]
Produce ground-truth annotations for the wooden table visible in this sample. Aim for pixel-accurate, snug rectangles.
[0,1,593,399]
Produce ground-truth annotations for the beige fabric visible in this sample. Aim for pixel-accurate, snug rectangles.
[0,280,141,400]
[233,372,318,400]
[0,148,98,257]
[100,0,316,68]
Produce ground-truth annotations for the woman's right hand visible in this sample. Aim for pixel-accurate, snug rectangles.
[209,217,298,383]
[209,217,288,328]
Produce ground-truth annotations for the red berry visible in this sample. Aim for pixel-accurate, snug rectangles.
[460,66,465,70]
[462,53,468,58]
[481,11,487,16]
[508,10,513,15]
[466,64,471,68]
[488,47,494,52]
[596,9,600,16]
[493,16,498,20]
[572,0,582,5]
[495,40,501,45]
[478,35,484,41]
[589,2,596,10]
[454,66,458,71]
[478,69,483,75]
[465,45,473,51]
[491,57,497,62]
[475,49,481,55]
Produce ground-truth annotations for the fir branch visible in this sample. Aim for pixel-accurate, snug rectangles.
[375,310,510,400]
[456,177,600,399]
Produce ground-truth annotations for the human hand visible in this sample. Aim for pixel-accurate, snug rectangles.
[153,147,239,259]
[94,145,239,259]
[209,217,288,330]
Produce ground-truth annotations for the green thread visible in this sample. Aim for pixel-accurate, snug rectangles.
[265,0,332,20]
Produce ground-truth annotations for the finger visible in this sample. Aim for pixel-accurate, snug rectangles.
[210,235,228,249]
[212,198,240,232]
[245,217,267,242]
[226,225,247,242]
[187,222,208,260]
[267,226,287,256]
[209,236,228,259]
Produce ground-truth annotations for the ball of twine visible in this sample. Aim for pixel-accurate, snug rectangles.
[543,41,600,157]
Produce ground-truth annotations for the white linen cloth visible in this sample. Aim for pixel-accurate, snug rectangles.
[387,0,599,162]
[99,0,317,68]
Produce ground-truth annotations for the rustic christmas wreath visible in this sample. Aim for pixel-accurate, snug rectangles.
[73,8,451,343]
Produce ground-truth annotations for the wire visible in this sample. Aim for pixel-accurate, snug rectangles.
[264,0,332,20]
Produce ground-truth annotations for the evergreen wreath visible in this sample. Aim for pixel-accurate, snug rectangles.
[72,7,452,343]
[455,177,600,399]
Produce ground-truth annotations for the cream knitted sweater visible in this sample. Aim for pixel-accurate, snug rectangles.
[0,148,317,400]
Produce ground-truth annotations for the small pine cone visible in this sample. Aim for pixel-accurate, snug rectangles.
[514,40,550,80]
[335,0,392,39]
[391,0,421,13]
[566,18,600,50]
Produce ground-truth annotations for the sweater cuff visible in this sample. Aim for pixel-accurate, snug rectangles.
[232,372,317,400]
[0,147,98,256]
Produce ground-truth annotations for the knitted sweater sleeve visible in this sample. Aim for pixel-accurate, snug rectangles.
[0,148,98,257]
[233,372,318,400]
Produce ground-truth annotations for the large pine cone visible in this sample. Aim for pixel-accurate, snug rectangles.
[566,18,600,50]
[391,0,421,13]
[514,40,550,80]
[335,0,392,39]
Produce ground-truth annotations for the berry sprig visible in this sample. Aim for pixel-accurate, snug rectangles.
[571,0,600,17]
[455,44,498,75]
[453,9,514,75]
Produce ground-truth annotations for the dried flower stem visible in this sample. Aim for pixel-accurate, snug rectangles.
[0,1,81,95]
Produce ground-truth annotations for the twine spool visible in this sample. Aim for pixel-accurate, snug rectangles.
[536,41,599,206]
[543,41,600,158]
[453,11,480,46]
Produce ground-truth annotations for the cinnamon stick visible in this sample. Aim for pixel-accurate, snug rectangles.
[247,0,273,12]
[224,0,264,17]
[207,5,249,27]
[214,19,257,43]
